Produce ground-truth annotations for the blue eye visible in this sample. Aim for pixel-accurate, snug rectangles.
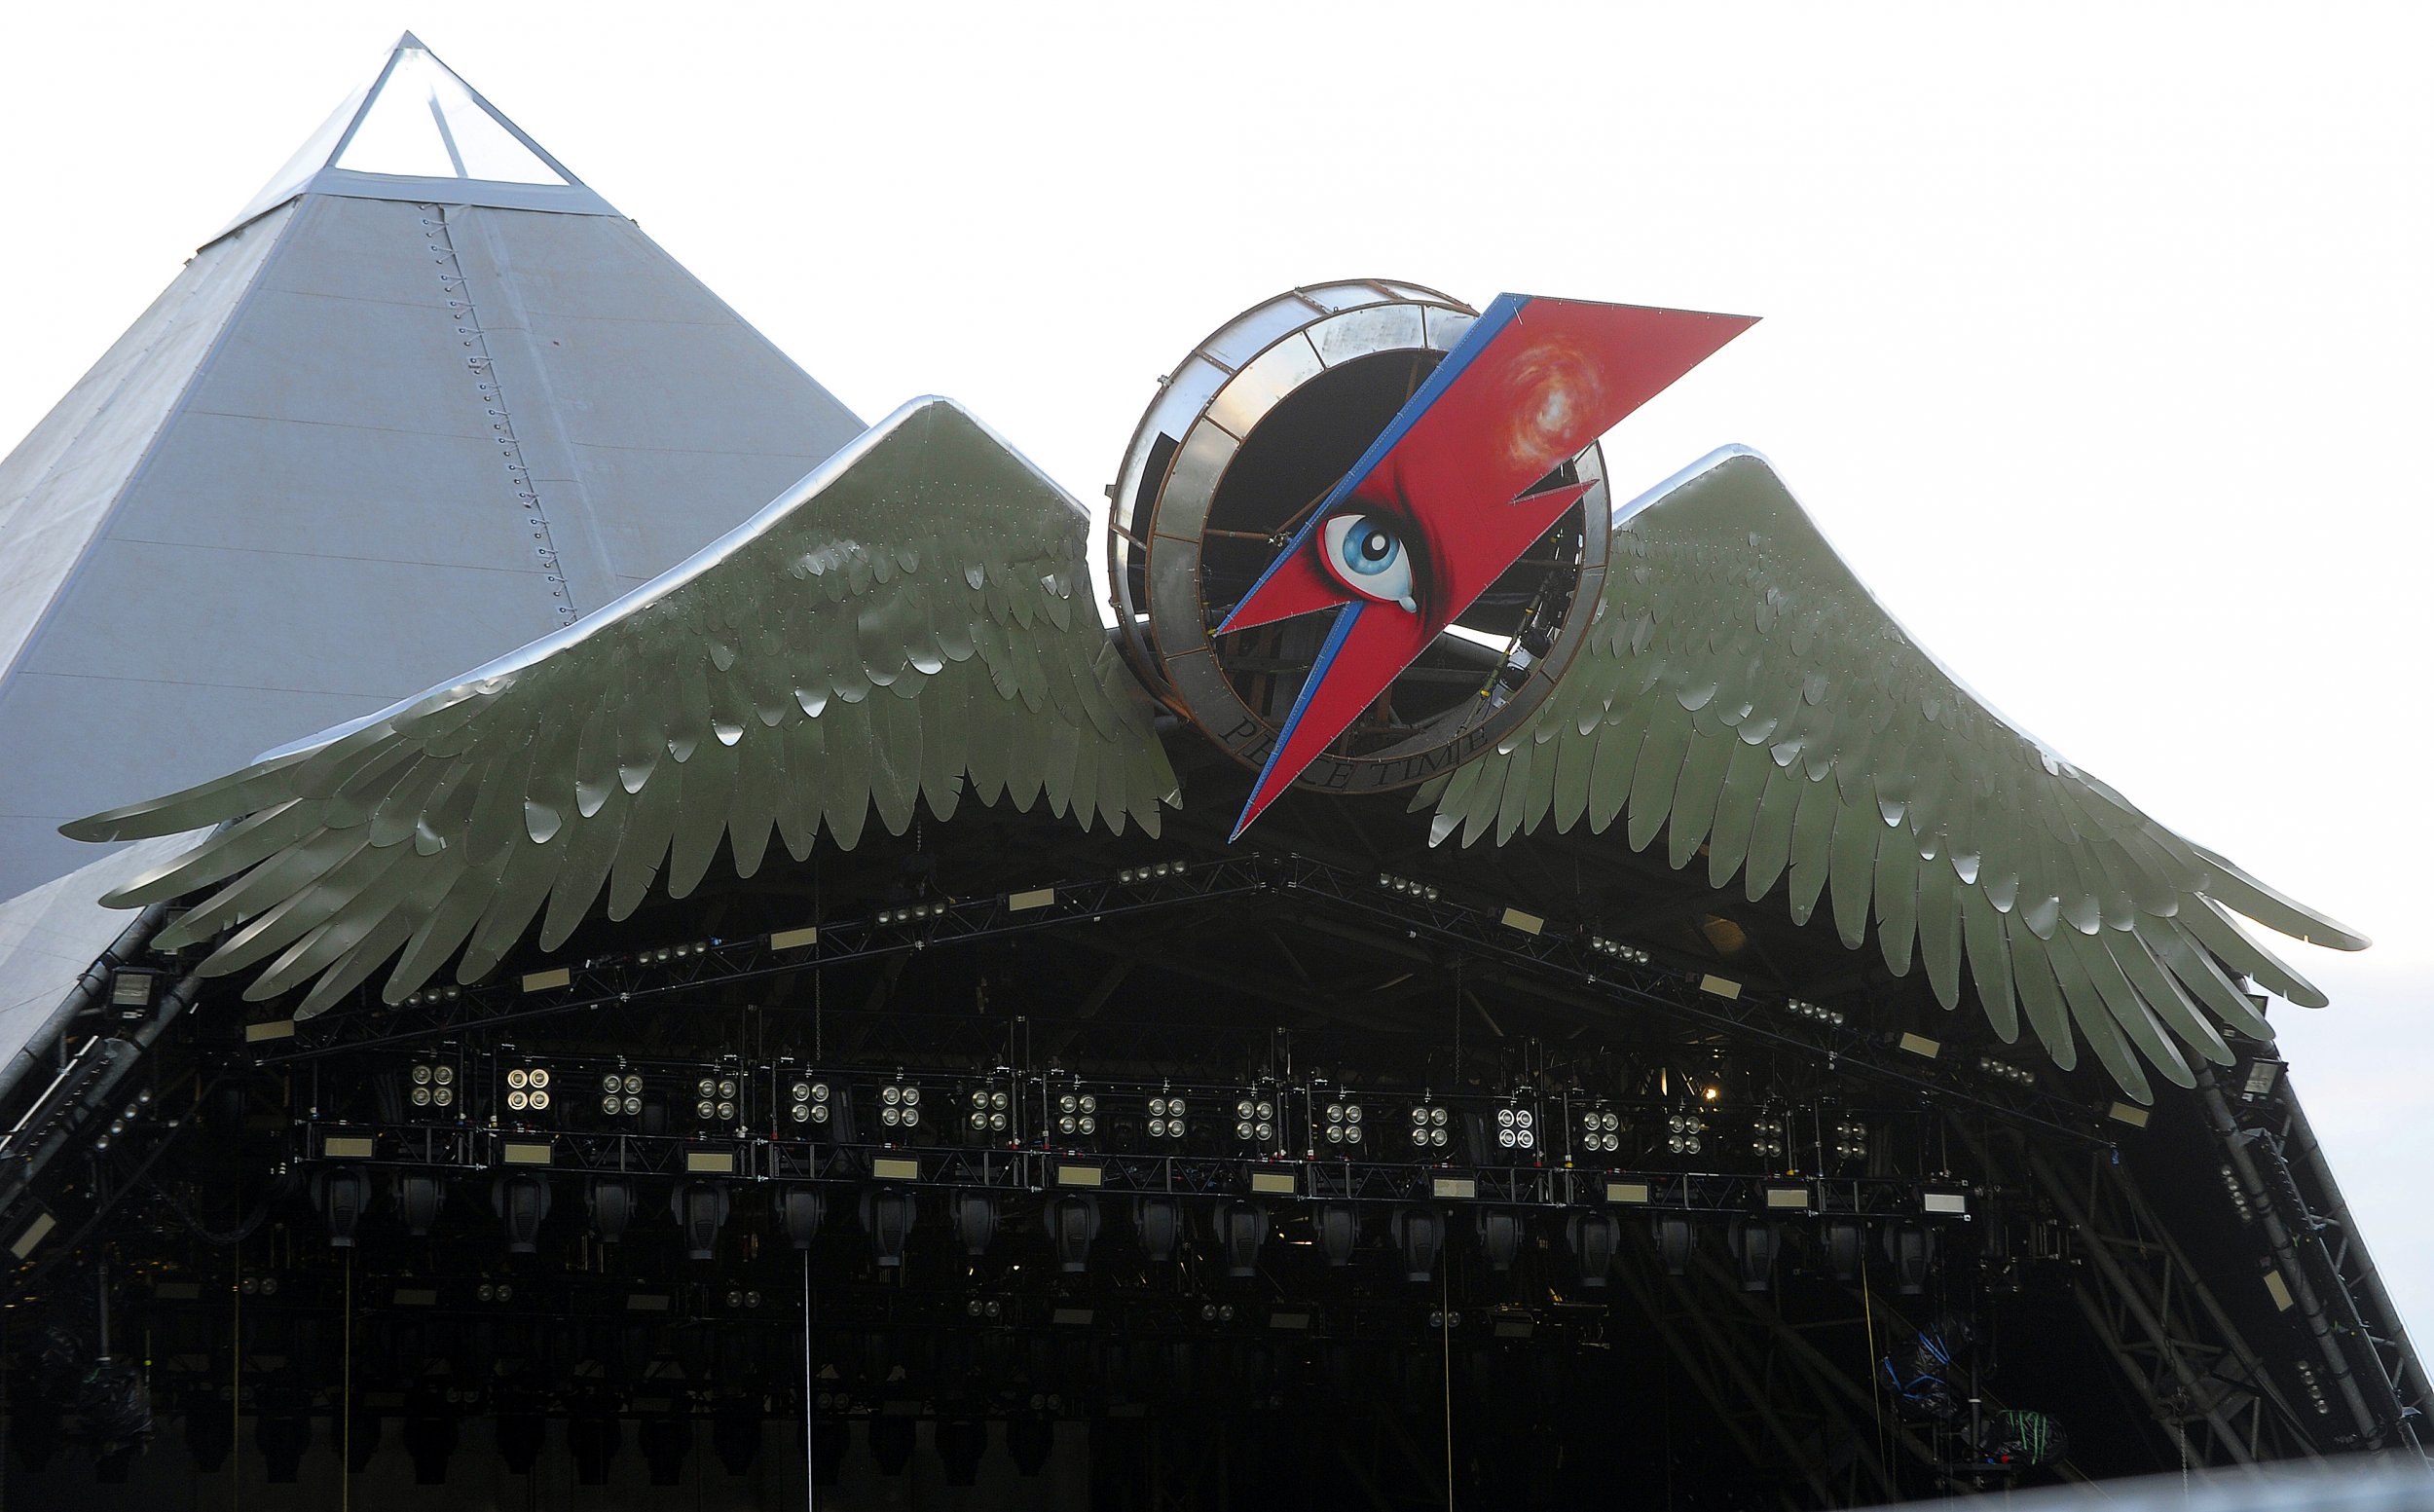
[1319,513,1418,611]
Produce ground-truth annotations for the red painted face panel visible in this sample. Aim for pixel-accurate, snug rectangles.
[1218,295,1755,837]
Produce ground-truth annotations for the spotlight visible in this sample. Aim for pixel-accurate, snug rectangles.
[1749,1116,1785,1162]
[1407,1101,1452,1153]
[503,1062,550,1115]
[876,1081,922,1134]
[1566,1212,1620,1287]
[1319,1098,1364,1149]
[1376,871,1441,901]
[1046,1087,1095,1141]
[1975,1055,2036,1088]
[1391,1206,1446,1281]
[1575,1106,1620,1157]
[786,1075,832,1128]
[1664,1113,1705,1156]
[1587,936,1652,965]
[1117,861,1186,884]
[597,1071,645,1119]
[1232,1093,1277,1149]
[692,1074,741,1125]
[1211,1200,1268,1278]
[407,1060,457,1113]
[1146,1093,1187,1143]
[1784,997,1846,1026]
[1832,1119,1869,1162]
[1494,1098,1538,1155]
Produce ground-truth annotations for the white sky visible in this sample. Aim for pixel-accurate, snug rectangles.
[4,4,2429,1346]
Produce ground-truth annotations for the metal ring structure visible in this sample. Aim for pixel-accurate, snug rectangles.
[1108,281,1610,797]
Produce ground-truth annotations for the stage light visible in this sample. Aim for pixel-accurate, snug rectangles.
[407,1060,456,1112]
[1749,1117,1785,1161]
[1199,1303,1238,1322]
[1975,1055,2036,1088]
[1822,1217,1865,1281]
[875,902,944,927]
[1567,1212,1620,1286]
[1135,1197,1183,1262]
[1408,1102,1451,1151]
[1377,871,1440,901]
[862,1189,916,1268]
[596,1071,645,1118]
[1211,1200,1268,1277]
[1494,1100,1538,1154]
[1391,1206,1445,1281]
[673,1181,730,1260]
[2241,1058,2284,1099]
[788,1076,831,1127]
[1653,1215,1695,1276]
[1730,1217,1782,1292]
[952,1193,998,1257]
[1315,1203,1359,1267]
[1587,936,1652,965]
[1147,1093,1187,1141]
[1049,1089,1096,1140]
[396,1173,445,1236]
[1319,1097,1365,1147]
[1784,997,1846,1026]
[1118,861,1186,883]
[776,1187,826,1249]
[1832,1120,1868,1162]
[1883,1221,1936,1295]
[504,1062,550,1114]
[1233,1094,1276,1147]
[1478,1208,1523,1271]
[493,1173,551,1254]
[1575,1107,1620,1156]
[877,1081,922,1133]
[1047,1195,1101,1272]
[1664,1113,1705,1156]
[314,1168,371,1247]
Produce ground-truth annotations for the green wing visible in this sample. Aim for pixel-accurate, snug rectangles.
[1426,448,2364,1101]
[66,398,1178,1016]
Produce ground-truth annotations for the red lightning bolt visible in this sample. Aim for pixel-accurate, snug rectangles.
[1217,294,1756,838]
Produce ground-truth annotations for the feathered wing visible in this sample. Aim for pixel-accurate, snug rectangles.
[1424,448,2365,1101]
[65,398,1179,1017]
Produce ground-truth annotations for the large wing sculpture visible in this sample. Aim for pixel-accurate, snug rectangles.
[63,398,1179,1018]
[1422,448,2366,1101]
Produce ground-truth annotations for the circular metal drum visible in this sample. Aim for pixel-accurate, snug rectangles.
[1108,281,1611,796]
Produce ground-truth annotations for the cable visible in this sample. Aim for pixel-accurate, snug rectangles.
[341,1250,351,1512]
[1440,1260,1455,1509]
[801,1248,816,1512]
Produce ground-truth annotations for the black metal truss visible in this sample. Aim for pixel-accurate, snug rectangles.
[248,850,2113,1145]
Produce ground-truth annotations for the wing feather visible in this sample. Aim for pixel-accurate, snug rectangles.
[1433,449,2361,1098]
[62,399,1176,1013]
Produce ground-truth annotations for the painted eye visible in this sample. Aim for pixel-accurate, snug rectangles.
[1318,513,1418,611]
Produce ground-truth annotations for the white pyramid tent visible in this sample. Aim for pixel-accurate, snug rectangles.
[0,34,865,902]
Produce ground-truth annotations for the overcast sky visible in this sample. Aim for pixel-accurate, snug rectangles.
[4,4,2428,1342]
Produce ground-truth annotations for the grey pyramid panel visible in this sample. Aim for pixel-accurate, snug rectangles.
[0,832,197,1071]
[0,192,864,901]
[0,207,293,685]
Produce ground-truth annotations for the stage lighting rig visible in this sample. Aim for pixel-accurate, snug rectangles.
[502,1060,550,1116]
[1407,1100,1453,1154]
[780,1070,833,1131]
[874,1080,923,1138]
[1664,1114,1705,1157]
[1049,1086,1096,1143]
[1317,1095,1364,1150]
[1492,1095,1538,1155]
[1750,1116,1786,1162]
[597,1071,644,1120]
[1232,1090,1280,1153]
[1832,1119,1869,1162]
[406,1059,457,1115]
[692,1074,741,1126]
[1574,1105,1621,1160]
[1145,1092,1188,1144]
